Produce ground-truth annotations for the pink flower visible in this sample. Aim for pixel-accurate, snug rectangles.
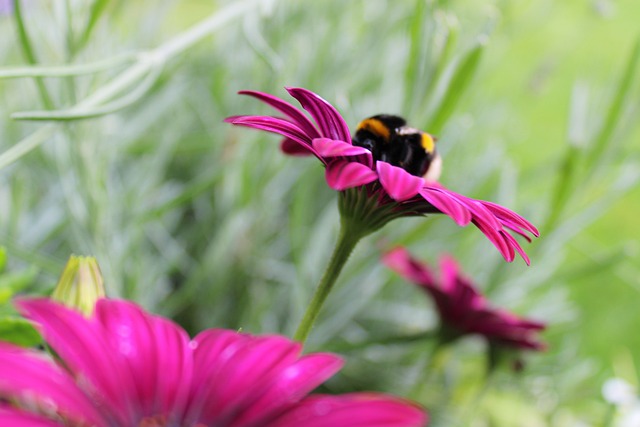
[0,298,426,427]
[225,88,538,264]
[383,247,545,351]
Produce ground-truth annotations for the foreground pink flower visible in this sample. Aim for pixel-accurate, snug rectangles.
[225,87,538,264]
[383,247,545,351]
[0,298,426,427]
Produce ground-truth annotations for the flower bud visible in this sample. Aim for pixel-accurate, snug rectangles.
[51,256,105,315]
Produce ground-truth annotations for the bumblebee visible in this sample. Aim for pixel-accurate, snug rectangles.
[352,114,441,182]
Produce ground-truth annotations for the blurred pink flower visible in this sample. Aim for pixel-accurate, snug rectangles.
[383,247,545,350]
[0,298,426,427]
[226,88,538,264]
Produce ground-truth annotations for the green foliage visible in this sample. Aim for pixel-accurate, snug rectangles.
[0,0,639,425]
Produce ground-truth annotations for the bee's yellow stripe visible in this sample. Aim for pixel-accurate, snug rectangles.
[421,133,435,153]
[357,118,391,141]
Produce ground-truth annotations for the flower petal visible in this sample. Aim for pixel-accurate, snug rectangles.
[281,138,314,156]
[382,247,436,287]
[0,343,105,426]
[481,201,540,237]
[471,219,516,262]
[286,87,351,142]
[312,138,372,158]
[238,90,321,139]
[93,299,193,420]
[268,393,427,427]
[501,231,531,266]
[325,160,378,190]
[16,298,132,425]
[377,162,423,201]
[419,185,472,226]
[0,408,64,427]
[189,331,303,425]
[230,353,344,427]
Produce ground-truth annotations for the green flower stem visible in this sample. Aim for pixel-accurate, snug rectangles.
[293,221,366,343]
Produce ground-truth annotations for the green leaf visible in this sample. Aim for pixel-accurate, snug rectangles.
[0,267,39,299]
[0,316,42,347]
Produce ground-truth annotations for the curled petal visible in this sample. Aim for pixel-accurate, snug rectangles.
[472,219,516,262]
[228,116,324,162]
[238,90,321,139]
[325,160,378,190]
[501,231,531,266]
[286,87,351,142]
[312,138,372,158]
[419,186,472,226]
[481,201,540,237]
[377,162,423,201]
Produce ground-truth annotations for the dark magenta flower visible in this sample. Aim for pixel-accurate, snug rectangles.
[383,247,545,351]
[226,88,538,264]
[0,298,426,427]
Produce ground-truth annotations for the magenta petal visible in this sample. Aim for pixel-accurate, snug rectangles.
[312,138,372,158]
[286,87,352,142]
[382,247,436,287]
[481,201,540,237]
[190,332,303,425]
[94,299,193,420]
[237,90,321,139]
[0,408,63,427]
[325,160,378,190]
[438,255,463,293]
[0,343,105,426]
[471,219,516,262]
[419,186,472,226]
[501,231,531,265]
[230,353,344,427]
[281,138,314,156]
[16,298,132,425]
[377,162,423,201]
[269,394,427,427]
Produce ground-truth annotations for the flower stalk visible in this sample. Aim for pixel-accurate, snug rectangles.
[294,187,407,343]
[293,219,366,343]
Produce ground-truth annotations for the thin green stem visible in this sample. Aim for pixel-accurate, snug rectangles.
[0,1,255,169]
[12,65,163,121]
[293,222,364,343]
[0,53,137,79]
[12,0,54,109]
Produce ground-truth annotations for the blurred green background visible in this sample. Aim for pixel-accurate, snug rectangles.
[1,0,639,425]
